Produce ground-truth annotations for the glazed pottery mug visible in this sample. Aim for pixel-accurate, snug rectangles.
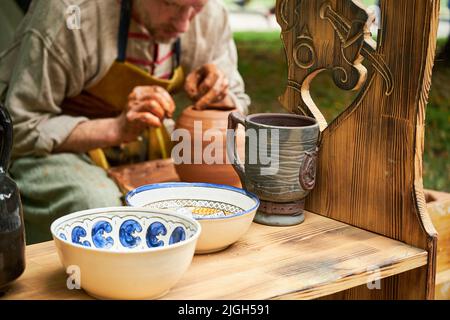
[227,112,320,226]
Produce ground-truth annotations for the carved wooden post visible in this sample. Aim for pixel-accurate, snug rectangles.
[276,0,439,299]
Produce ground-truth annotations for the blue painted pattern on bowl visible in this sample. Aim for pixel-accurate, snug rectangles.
[53,209,199,251]
[126,183,260,254]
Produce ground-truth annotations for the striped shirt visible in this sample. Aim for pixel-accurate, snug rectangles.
[126,18,176,79]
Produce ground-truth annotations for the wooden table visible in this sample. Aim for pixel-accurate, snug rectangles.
[1,211,427,300]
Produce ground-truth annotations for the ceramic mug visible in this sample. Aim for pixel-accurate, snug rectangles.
[227,112,320,226]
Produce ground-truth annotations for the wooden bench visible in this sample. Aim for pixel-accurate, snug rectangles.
[0,0,442,300]
[273,0,439,299]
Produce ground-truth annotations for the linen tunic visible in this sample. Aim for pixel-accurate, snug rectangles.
[0,0,250,159]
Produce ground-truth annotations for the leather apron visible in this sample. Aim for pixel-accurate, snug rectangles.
[61,0,184,169]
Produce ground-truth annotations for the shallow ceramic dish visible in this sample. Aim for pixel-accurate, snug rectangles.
[126,183,260,254]
[50,207,201,300]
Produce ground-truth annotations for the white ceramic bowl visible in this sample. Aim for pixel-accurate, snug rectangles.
[50,207,201,300]
[126,183,260,254]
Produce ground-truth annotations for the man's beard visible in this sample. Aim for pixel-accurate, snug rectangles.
[149,30,178,44]
[134,1,178,44]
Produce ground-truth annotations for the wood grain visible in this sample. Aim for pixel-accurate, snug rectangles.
[319,267,429,300]
[276,0,439,299]
[426,190,450,299]
[0,211,426,300]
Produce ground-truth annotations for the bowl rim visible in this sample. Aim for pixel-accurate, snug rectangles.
[50,206,202,254]
[125,182,260,221]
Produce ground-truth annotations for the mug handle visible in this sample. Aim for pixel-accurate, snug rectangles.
[227,112,246,183]
[0,105,13,172]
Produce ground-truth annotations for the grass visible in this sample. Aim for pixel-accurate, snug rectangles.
[233,32,287,114]
[424,39,450,192]
[232,31,449,191]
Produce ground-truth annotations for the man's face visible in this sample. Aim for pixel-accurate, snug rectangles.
[134,0,208,43]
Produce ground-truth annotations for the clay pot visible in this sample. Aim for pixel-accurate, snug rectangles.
[173,106,245,188]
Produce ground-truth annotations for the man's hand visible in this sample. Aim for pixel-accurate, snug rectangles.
[118,86,175,143]
[54,86,175,153]
[185,64,235,110]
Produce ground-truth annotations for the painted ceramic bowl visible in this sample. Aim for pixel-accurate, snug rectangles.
[50,207,201,300]
[126,183,260,254]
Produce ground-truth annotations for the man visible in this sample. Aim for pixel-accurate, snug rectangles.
[0,0,250,244]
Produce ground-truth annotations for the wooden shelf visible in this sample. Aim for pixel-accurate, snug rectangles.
[2,211,427,300]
